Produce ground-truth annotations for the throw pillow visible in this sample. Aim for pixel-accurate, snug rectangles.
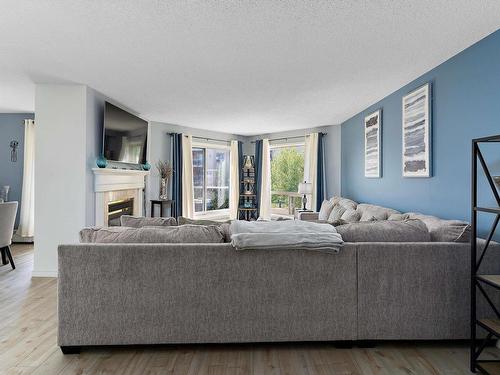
[120,215,177,228]
[318,200,335,221]
[340,209,361,223]
[336,219,430,242]
[337,198,358,211]
[327,204,346,222]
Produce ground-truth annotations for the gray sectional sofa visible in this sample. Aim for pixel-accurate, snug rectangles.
[57,199,500,353]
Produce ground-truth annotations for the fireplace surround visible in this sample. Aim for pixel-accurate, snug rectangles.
[93,168,149,227]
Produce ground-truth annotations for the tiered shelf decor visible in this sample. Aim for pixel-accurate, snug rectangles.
[238,155,258,221]
[471,134,500,374]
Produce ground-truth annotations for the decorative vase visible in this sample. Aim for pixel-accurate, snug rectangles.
[96,155,108,168]
[142,162,151,171]
[159,178,168,200]
[243,155,254,169]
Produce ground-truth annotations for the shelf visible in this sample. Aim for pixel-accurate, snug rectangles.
[478,319,500,338]
[475,207,500,214]
[477,361,500,374]
[240,194,256,197]
[238,208,257,211]
[478,275,500,289]
[472,136,500,372]
[474,135,500,143]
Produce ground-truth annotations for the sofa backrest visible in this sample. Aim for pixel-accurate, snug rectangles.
[322,196,470,243]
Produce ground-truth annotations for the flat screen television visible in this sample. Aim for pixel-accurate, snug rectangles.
[103,102,148,165]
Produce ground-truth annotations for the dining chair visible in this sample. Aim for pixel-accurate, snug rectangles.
[0,201,18,269]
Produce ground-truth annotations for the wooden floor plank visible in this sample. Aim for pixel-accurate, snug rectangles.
[0,244,483,374]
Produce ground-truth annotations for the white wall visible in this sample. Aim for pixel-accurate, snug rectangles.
[85,88,105,225]
[33,84,102,277]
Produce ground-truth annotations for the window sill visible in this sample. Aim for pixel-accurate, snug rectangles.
[193,209,230,222]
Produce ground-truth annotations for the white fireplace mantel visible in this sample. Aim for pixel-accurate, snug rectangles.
[92,168,149,226]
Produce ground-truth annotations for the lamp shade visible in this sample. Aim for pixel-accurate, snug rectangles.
[298,182,313,195]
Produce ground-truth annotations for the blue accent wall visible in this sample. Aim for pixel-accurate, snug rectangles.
[0,113,34,227]
[341,30,500,236]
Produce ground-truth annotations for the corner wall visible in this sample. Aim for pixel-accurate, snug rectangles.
[341,29,500,235]
[34,84,103,276]
[243,125,342,198]
[146,122,245,216]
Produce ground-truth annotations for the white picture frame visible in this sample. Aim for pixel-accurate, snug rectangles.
[402,83,432,177]
[364,109,382,178]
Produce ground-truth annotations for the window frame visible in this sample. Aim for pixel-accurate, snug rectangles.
[191,141,231,219]
[269,140,306,217]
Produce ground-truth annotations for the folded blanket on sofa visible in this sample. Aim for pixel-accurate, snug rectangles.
[230,220,343,253]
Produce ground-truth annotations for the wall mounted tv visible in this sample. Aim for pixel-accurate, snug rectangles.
[103,102,148,165]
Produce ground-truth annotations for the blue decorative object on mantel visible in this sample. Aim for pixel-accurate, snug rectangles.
[96,155,108,168]
[142,161,151,171]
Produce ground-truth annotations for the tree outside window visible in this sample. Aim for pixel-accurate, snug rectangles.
[270,145,304,215]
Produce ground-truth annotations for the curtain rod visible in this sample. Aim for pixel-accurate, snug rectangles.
[166,132,326,144]
[167,132,231,144]
[250,132,327,144]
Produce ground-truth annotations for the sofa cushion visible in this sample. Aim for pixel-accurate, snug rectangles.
[318,200,335,221]
[357,203,400,222]
[80,224,225,244]
[178,216,230,225]
[340,209,361,223]
[407,213,470,242]
[120,215,177,228]
[178,216,231,242]
[336,219,430,242]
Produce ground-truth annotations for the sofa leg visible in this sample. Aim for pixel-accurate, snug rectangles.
[334,340,354,349]
[60,346,81,354]
[357,340,377,348]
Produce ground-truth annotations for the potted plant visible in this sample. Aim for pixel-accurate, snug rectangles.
[156,160,173,200]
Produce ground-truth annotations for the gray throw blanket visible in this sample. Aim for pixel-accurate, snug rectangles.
[230,220,343,254]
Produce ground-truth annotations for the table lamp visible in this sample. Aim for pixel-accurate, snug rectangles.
[298,181,313,210]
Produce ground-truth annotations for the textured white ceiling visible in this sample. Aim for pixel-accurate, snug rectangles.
[0,1,499,135]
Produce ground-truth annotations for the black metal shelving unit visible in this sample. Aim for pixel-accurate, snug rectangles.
[238,156,258,221]
[471,134,500,374]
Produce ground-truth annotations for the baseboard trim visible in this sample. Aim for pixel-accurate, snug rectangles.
[32,270,57,278]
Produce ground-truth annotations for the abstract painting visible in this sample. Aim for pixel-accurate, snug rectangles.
[402,83,432,177]
[364,109,381,178]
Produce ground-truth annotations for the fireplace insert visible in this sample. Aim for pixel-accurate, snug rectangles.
[107,198,134,226]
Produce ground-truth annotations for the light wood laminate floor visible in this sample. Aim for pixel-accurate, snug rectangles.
[1,244,496,374]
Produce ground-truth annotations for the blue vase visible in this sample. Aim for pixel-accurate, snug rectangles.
[142,161,151,171]
[96,155,108,168]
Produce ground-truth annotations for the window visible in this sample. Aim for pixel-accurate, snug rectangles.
[192,145,230,214]
[270,143,305,216]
